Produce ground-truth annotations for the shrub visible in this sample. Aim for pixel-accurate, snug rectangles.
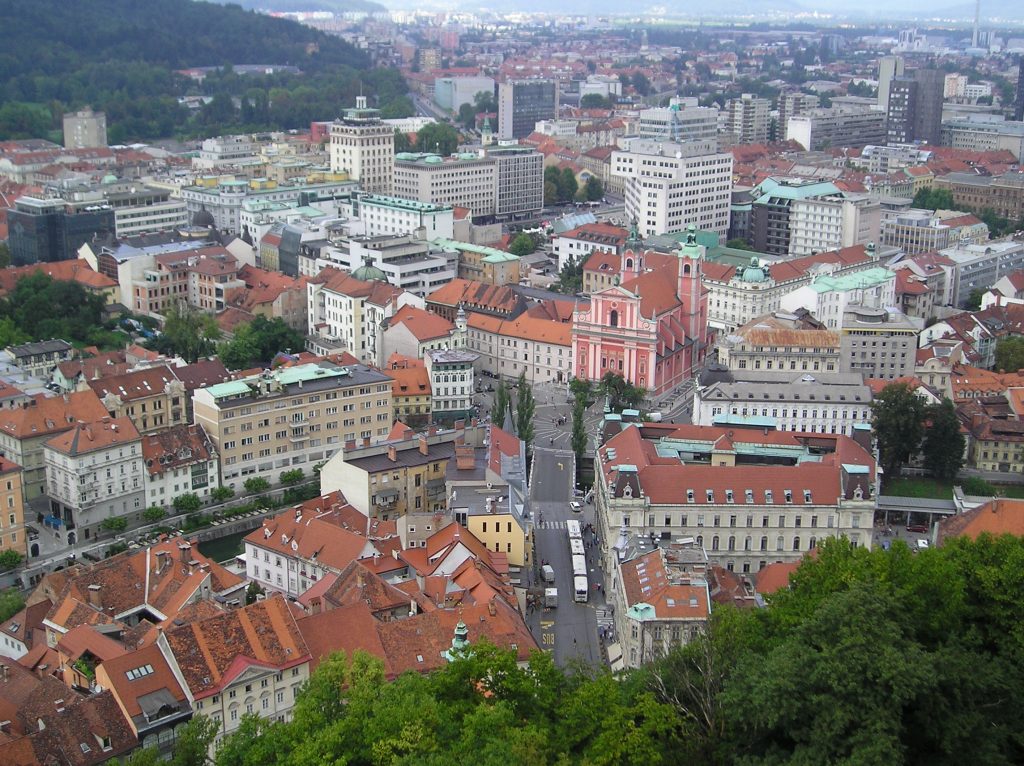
[100,517,128,533]
[142,506,167,524]
[172,493,202,513]
[244,477,270,494]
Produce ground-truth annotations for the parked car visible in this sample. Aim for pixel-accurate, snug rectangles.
[906,523,929,533]
[569,501,583,513]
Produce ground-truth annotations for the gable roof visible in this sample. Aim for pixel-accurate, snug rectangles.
[0,390,109,440]
[936,498,1024,544]
[387,304,454,342]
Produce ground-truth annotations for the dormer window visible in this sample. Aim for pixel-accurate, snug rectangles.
[686,489,694,503]
[725,490,734,504]
[745,489,753,503]
[765,490,774,503]
[784,490,793,504]
[803,490,812,503]
[706,490,714,503]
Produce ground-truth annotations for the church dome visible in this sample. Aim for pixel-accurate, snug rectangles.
[741,256,767,283]
[352,256,388,283]
[192,207,215,228]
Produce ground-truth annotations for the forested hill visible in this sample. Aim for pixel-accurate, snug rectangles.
[0,0,410,143]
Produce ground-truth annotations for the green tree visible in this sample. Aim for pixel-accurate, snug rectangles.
[922,398,965,481]
[580,93,611,108]
[125,746,161,766]
[211,486,234,503]
[0,588,25,621]
[569,377,594,406]
[100,516,128,533]
[515,372,535,451]
[245,581,265,605]
[965,287,986,310]
[583,176,604,202]
[219,315,304,370]
[279,468,304,486]
[169,714,219,766]
[0,550,24,571]
[571,396,587,462]
[560,168,579,202]
[415,122,460,155]
[724,238,754,251]
[630,72,652,96]
[244,477,271,493]
[508,232,536,256]
[394,129,413,153]
[153,302,221,363]
[599,372,646,411]
[172,493,202,513]
[0,242,10,269]
[544,181,560,206]
[994,336,1024,372]
[871,382,926,483]
[142,506,167,524]
[493,380,511,429]
[912,187,954,210]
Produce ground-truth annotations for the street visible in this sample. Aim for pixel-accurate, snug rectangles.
[526,444,607,667]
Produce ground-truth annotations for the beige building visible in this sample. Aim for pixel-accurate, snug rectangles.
[393,152,498,217]
[788,194,881,258]
[320,426,470,519]
[192,361,393,489]
[87,365,187,435]
[718,312,840,373]
[329,97,394,194]
[63,108,107,149]
[466,312,572,384]
[0,458,27,560]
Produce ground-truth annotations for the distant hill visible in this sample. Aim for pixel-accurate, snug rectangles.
[0,0,414,143]
[219,0,388,13]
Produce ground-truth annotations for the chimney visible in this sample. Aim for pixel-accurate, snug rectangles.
[1,664,9,682]
[155,550,167,572]
[87,583,102,609]
[418,435,429,456]
[387,445,397,462]
[178,542,192,563]
[455,418,466,431]
[455,445,475,470]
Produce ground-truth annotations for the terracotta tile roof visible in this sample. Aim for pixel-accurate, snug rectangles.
[582,250,620,274]
[141,424,215,478]
[621,262,682,317]
[488,424,520,476]
[163,594,310,699]
[311,265,403,306]
[297,602,388,671]
[388,364,431,399]
[426,278,523,317]
[320,560,413,615]
[0,390,108,440]
[619,549,710,619]
[466,311,571,347]
[56,351,130,384]
[86,364,181,403]
[44,416,140,456]
[96,642,188,728]
[243,493,378,572]
[755,560,801,594]
[937,498,1024,544]
[0,599,52,651]
[557,222,628,243]
[388,304,454,342]
[767,244,872,283]
[0,261,117,296]
[173,358,230,391]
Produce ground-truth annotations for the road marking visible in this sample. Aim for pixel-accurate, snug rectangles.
[541,633,555,646]
[540,620,554,630]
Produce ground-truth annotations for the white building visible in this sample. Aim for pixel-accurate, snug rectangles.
[355,194,455,240]
[723,94,771,144]
[788,194,882,257]
[466,312,572,384]
[394,152,497,217]
[193,135,260,170]
[43,417,145,543]
[637,106,720,143]
[318,234,456,300]
[141,424,220,509]
[787,106,887,151]
[858,144,933,174]
[425,348,478,420]
[779,266,897,329]
[693,372,874,436]
[613,139,732,239]
[433,76,496,113]
[329,97,395,195]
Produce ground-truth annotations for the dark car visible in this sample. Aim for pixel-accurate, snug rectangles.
[906,523,929,533]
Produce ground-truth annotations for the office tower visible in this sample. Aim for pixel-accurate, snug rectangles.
[723,94,771,144]
[877,55,905,113]
[497,80,557,140]
[886,68,943,147]
[329,96,395,194]
[778,92,819,141]
[6,196,115,266]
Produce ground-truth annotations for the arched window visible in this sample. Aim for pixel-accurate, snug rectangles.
[625,258,633,270]
[760,536,768,551]
[727,536,736,551]
[683,263,691,275]
[711,535,720,551]
[696,535,703,547]
[776,536,784,551]
[744,536,752,551]
[793,536,801,551]
[609,309,618,328]
[809,537,817,549]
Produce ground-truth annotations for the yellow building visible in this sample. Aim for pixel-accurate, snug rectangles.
[0,458,27,560]
[193,361,393,489]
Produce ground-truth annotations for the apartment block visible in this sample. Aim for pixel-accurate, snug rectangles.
[355,194,455,240]
[788,193,881,257]
[787,106,886,152]
[723,94,771,144]
[838,305,918,380]
[637,105,719,143]
[141,424,220,508]
[717,312,840,374]
[932,171,1024,222]
[0,458,27,560]
[394,152,497,217]
[498,79,557,140]
[87,365,187,435]
[192,362,394,488]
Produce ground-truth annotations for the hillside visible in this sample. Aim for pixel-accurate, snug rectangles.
[0,0,409,143]
[220,0,387,13]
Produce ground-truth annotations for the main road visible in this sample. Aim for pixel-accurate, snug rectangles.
[526,444,607,667]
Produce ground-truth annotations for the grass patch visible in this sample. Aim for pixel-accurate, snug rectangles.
[884,476,1024,499]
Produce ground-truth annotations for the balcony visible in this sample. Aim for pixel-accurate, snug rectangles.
[373,489,399,508]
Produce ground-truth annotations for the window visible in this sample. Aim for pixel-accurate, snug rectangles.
[793,536,801,551]
[711,535,719,551]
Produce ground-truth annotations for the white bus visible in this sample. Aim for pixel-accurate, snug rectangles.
[573,575,589,603]
[570,538,585,557]
[566,519,582,540]
[571,554,587,578]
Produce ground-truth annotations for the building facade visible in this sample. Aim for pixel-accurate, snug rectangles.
[838,305,918,380]
[329,97,395,194]
[723,94,771,144]
[498,80,558,140]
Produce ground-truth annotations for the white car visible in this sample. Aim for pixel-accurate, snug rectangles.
[569,501,583,513]
[916,539,930,550]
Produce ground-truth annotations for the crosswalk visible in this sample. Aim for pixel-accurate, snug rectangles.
[595,607,614,630]
[536,520,567,530]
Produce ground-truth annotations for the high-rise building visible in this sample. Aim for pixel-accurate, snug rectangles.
[1015,56,1024,122]
[62,108,107,149]
[877,56,905,114]
[787,106,887,151]
[638,105,719,144]
[612,139,732,239]
[6,196,115,266]
[723,93,771,144]
[497,80,557,139]
[778,92,819,141]
[329,96,395,194]
[886,68,943,146]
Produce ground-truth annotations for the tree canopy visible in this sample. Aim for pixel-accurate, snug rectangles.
[508,232,536,256]
[218,315,305,370]
[995,336,1024,373]
[871,382,926,483]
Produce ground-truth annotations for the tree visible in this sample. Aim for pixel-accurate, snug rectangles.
[871,382,926,484]
[279,468,304,486]
[599,372,646,411]
[169,715,219,766]
[515,372,535,451]
[560,168,579,202]
[544,181,560,206]
[965,287,986,311]
[630,72,652,96]
[142,506,167,524]
[922,398,965,481]
[0,550,24,571]
[245,581,265,605]
[394,129,413,153]
[580,93,611,108]
[724,238,754,251]
[153,302,221,363]
[244,477,271,493]
[219,315,304,370]
[553,253,586,295]
[508,232,536,256]
[994,336,1024,372]
[0,242,10,269]
[0,588,25,621]
[571,396,587,462]
[172,493,202,513]
[570,377,594,406]
[211,486,234,503]
[125,747,162,766]
[415,122,460,156]
[493,381,511,429]
[583,176,604,202]
[100,516,128,533]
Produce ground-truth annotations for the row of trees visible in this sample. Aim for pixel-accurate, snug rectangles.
[913,186,1024,241]
[132,533,1024,765]
[492,372,535,454]
[872,383,965,483]
[543,166,605,207]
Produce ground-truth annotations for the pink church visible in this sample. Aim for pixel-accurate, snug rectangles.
[571,224,710,396]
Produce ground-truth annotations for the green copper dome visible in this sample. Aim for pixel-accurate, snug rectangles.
[741,255,767,283]
[352,255,388,283]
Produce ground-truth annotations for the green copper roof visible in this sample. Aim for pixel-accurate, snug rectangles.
[432,238,520,263]
[805,267,894,293]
